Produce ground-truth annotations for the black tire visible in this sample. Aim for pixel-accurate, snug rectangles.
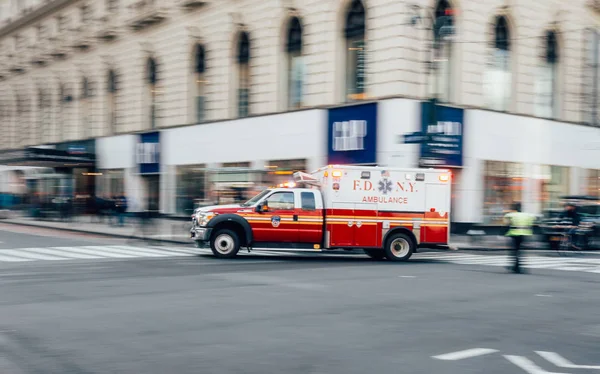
[210,229,240,259]
[384,233,414,262]
[364,248,386,260]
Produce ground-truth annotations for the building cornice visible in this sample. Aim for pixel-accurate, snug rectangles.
[0,0,80,38]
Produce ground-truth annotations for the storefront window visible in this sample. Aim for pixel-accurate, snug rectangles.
[483,161,525,225]
[99,169,125,198]
[266,159,307,186]
[540,165,570,211]
[209,163,266,204]
[586,169,600,197]
[176,165,206,215]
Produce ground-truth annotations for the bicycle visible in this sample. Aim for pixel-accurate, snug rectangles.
[557,225,583,256]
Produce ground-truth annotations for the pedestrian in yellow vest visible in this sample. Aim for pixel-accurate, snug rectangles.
[504,203,536,273]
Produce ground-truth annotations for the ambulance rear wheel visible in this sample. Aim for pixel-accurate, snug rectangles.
[364,249,386,260]
[384,233,414,262]
[210,229,240,259]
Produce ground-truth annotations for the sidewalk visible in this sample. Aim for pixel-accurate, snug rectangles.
[0,212,548,250]
[0,212,191,244]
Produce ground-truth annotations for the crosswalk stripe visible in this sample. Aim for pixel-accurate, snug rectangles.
[15,247,94,260]
[75,246,140,258]
[0,249,67,261]
[51,247,134,259]
[84,246,164,258]
[108,245,191,257]
[0,253,33,262]
[149,246,199,255]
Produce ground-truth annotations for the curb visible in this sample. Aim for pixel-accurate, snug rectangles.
[0,220,190,245]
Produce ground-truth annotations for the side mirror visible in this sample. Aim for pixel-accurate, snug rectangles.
[256,202,269,213]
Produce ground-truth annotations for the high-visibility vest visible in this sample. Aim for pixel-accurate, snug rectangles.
[504,212,535,236]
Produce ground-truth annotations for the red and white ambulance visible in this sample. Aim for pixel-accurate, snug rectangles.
[190,165,451,261]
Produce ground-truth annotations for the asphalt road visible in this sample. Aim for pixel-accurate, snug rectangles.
[1,225,600,374]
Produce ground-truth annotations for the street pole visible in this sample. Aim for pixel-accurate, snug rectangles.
[593,29,599,127]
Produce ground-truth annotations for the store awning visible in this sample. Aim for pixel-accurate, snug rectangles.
[0,147,96,168]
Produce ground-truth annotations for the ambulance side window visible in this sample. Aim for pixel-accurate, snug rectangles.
[266,192,295,210]
[301,192,316,210]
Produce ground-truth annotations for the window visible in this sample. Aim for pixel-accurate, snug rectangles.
[266,192,295,210]
[237,31,250,118]
[147,58,158,129]
[581,28,599,126]
[81,77,91,138]
[485,16,511,111]
[540,165,570,211]
[433,0,455,102]
[193,44,206,123]
[266,159,307,186]
[38,89,51,144]
[535,30,560,118]
[107,70,118,134]
[286,17,304,109]
[483,161,525,225]
[107,0,118,13]
[80,5,90,24]
[301,192,316,210]
[344,0,366,102]
[176,165,207,215]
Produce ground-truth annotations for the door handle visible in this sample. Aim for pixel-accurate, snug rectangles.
[293,215,298,222]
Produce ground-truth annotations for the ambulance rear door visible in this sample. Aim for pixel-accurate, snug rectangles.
[423,175,451,244]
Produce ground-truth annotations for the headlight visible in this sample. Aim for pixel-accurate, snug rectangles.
[198,212,216,227]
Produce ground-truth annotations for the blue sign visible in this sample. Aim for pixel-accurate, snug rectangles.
[327,102,377,165]
[136,132,160,174]
[419,102,464,168]
[403,132,426,144]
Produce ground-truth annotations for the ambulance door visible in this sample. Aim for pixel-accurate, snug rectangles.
[353,203,378,247]
[295,190,323,244]
[253,191,298,243]
[329,202,354,247]
[423,183,450,244]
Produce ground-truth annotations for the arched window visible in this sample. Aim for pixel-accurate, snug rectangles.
[536,30,559,118]
[485,15,511,111]
[147,57,158,128]
[286,16,304,109]
[344,0,366,102]
[237,31,250,118]
[107,69,118,134]
[81,77,91,138]
[193,44,206,122]
[38,88,51,144]
[433,0,455,102]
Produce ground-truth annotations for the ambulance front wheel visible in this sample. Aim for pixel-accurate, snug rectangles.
[384,233,414,262]
[210,229,241,259]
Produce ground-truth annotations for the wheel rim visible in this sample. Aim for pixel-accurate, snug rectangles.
[390,238,410,258]
[215,234,235,254]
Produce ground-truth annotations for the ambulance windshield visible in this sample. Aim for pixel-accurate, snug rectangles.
[241,189,271,207]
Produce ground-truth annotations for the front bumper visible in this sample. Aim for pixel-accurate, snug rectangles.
[190,227,212,241]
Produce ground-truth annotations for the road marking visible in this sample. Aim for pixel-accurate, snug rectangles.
[535,294,553,298]
[504,355,569,374]
[399,275,416,278]
[0,249,66,261]
[536,351,600,370]
[433,348,498,361]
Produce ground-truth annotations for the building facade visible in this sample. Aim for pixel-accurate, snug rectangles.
[0,0,599,228]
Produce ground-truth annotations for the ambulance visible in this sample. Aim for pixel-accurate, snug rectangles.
[190,165,451,261]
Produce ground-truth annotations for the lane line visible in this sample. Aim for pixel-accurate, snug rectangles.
[433,348,498,361]
[503,355,569,374]
[536,351,600,369]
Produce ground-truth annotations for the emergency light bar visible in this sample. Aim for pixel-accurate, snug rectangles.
[293,172,322,187]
